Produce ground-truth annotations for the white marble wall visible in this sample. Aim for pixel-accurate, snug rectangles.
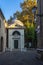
[8,29,24,51]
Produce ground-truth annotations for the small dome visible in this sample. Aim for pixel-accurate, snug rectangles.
[4,19,24,28]
[14,20,24,26]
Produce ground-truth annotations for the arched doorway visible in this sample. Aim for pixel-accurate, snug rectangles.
[12,31,21,49]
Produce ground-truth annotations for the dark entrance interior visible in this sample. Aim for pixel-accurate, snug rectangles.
[14,40,18,49]
[0,37,3,51]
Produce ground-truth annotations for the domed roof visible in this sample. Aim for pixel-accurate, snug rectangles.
[4,19,24,29]
[14,19,24,26]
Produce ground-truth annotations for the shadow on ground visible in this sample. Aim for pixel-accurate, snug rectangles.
[0,50,43,65]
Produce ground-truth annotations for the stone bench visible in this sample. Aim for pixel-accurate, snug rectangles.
[36,48,43,60]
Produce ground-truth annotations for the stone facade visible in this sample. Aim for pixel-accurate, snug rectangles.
[0,9,6,52]
[37,0,43,48]
[5,20,25,51]
[7,28,24,51]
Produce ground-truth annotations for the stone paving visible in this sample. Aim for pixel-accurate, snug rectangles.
[0,50,43,65]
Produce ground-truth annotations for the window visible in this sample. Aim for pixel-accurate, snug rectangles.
[0,20,1,28]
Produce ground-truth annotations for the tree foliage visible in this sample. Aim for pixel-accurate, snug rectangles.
[14,0,37,26]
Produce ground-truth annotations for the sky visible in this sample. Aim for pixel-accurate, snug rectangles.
[0,0,24,20]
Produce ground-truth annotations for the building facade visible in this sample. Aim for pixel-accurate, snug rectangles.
[0,9,6,52]
[37,0,43,48]
[5,20,25,51]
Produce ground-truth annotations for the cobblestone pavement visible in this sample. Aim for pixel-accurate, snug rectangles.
[0,50,43,65]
